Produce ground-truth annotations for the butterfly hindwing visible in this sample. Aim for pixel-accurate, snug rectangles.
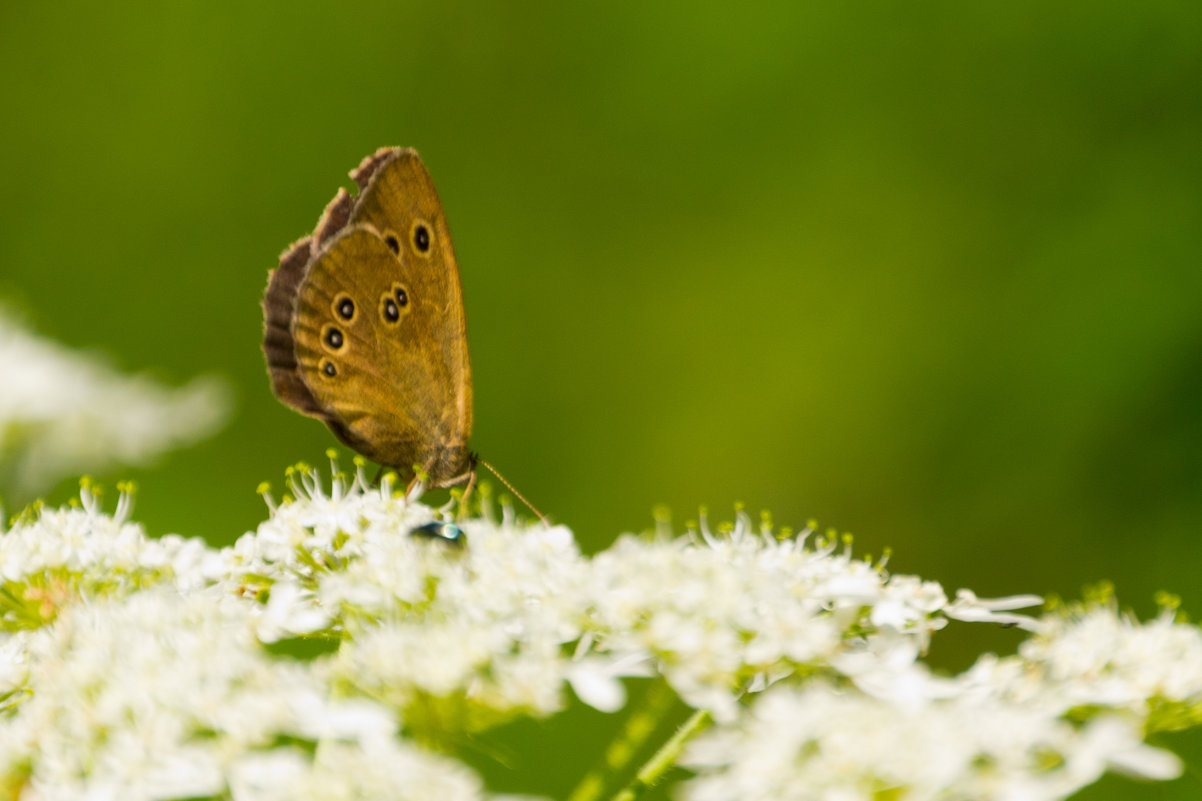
[263,236,326,418]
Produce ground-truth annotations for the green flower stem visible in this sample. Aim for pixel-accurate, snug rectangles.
[609,706,713,801]
[567,680,678,801]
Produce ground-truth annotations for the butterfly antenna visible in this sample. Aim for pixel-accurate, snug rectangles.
[476,457,548,526]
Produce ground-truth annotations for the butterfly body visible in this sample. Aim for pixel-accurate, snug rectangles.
[263,148,473,487]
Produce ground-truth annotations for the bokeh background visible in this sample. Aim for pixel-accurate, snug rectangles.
[2,2,1200,797]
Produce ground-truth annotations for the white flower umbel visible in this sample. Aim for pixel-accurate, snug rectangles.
[0,308,229,500]
[680,678,1181,801]
[2,464,1201,801]
[681,600,1202,800]
[0,479,223,630]
[229,461,609,738]
[0,477,530,801]
[583,516,1041,721]
[1020,601,1202,721]
[1,589,492,801]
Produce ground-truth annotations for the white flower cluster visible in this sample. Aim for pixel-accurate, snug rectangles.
[585,523,1040,722]
[1,590,488,801]
[1021,604,1202,723]
[682,603,1201,801]
[681,678,1180,801]
[0,309,229,500]
[0,478,517,801]
[0,484,219,633]
[236,468,605,737]
[0,465,1199,800]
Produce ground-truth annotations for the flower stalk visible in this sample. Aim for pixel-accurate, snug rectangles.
[568,679,679,801]
[609,706,713,801]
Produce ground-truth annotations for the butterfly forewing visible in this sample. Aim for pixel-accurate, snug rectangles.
[352,151,471,394]
[291,223,470,482]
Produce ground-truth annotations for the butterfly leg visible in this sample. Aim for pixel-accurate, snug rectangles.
[457,464,478,520]
[405,458,439,500]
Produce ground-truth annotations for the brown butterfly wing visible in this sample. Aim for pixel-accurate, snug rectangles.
[263,236,326,418]
[262,183,360,420]
[347,150,471,389]
[292,223,473,486]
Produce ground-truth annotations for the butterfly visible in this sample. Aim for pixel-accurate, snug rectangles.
[262,148,473,489]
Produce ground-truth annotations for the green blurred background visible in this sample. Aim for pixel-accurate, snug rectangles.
[2,2,1200,797]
